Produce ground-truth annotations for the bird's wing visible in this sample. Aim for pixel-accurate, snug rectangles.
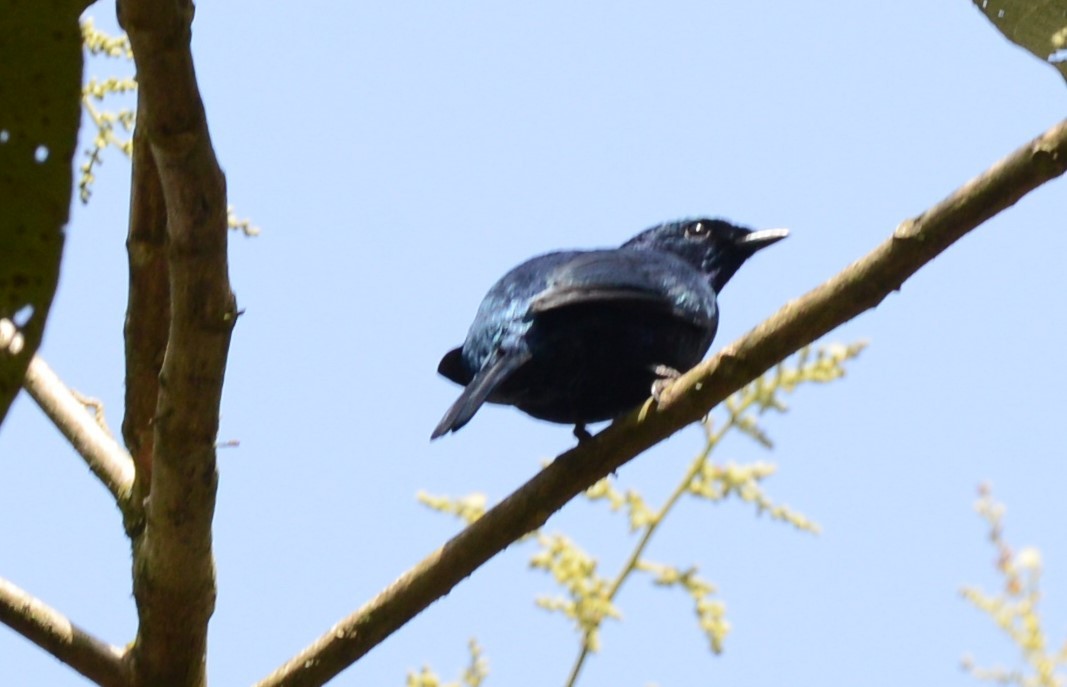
[531,284,676,312]
[430,347,532,439]
[529,250,714,326]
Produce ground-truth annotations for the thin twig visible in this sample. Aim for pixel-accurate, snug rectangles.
[21,355,134,511]
[0,576,129,687]
[563,418,736,687]
[257,119,1067,687]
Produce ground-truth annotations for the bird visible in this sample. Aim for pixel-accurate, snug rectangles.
[431,218,788,440]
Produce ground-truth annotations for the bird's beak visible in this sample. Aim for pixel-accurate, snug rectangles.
[736,228,789,250]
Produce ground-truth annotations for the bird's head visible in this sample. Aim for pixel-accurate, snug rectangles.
[623,218,789,293]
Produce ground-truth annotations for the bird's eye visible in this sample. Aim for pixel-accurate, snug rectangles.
[685,222,708,238]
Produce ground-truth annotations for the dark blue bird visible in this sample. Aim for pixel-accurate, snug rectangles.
[432,218,788,440]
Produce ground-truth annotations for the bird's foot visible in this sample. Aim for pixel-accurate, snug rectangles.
[650,365,681,403]
[573,423,592,443]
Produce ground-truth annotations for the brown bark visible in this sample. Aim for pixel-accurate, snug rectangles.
[122,102,169,496]
[0,577,129,687]
[118,1,237,685]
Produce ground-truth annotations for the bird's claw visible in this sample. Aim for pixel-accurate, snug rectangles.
[651,364,681,403]
[573,424,592,442]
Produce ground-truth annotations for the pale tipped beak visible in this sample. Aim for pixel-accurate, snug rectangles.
[736,227,789,250]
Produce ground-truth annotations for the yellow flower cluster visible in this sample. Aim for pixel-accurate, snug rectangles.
[417,342,865,684]
[406,639,488,687]
[961,485,1066,687]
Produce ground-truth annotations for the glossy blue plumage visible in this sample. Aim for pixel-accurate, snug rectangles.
[432,218,787,439]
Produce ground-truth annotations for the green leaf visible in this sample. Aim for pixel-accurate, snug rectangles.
[973,0,1067,82]
[0,2,84,424]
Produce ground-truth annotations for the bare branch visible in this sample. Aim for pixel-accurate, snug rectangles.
[22,355,134,510]
[122,102,169,494]
[257,119,1067,687]
[0,576,129,687]
[118,0,237,684]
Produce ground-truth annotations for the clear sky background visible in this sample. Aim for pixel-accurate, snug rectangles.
[2,2,1066,686]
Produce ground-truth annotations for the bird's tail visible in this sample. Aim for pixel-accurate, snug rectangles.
[431,349,529,439]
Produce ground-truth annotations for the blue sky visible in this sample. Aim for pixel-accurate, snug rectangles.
[2,2,1066,685]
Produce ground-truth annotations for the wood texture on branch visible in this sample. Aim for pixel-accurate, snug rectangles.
[21,355,134,509]
[118,1,237,685]
[122,106,169,493]
[0,577,128,687]
[257,119,1067,687]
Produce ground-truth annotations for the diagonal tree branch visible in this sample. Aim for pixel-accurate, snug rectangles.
[118,1,237,685]
[0,576,129,687]
[21,355,134,512]
[257,118,1067,687]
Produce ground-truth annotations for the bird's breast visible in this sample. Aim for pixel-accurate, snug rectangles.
[485,301,716,423]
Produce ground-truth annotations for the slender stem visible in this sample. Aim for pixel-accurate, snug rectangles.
[21,355,134,511]
[563,418,735,687]
[0,576,129,687]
